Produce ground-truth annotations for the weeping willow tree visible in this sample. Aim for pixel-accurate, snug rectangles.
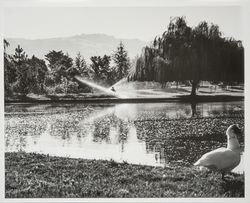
[130,17,244,96]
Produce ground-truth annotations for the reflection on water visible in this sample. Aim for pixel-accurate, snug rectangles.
[5,101,244,173]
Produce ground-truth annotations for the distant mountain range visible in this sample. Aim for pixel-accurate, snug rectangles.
[6,34,148,62]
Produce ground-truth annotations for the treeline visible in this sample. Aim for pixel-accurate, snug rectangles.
[130,17,244,96]
[4,41,130,96]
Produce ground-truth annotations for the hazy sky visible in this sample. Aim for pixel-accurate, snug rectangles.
[3,6,243,41]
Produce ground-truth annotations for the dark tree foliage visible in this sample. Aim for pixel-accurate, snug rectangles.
[4,39,9,50]
[45,51,72,70]
[131,17,244,96]
[90,55,112,85]
[4,43,49,96]
[12,50,48,95]
[11,45,30,95]
[112,42,130,80]
[13,45,28,64]
[4,40,13,95]
[10,44,28,83]
[74,52,88,76]
[68,52,89,78]
[27,56,48,93]
[45,50,73,83]
[13,63,34,95]
[67,52,92,92]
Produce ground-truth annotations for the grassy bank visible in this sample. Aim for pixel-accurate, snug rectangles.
[5,83,244,103]
[5,93,244,104]
[5,152,244,198]
[5,93,115,103]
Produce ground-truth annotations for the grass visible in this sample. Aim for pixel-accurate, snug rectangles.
[5,84,244,104]
[5,152,244,198]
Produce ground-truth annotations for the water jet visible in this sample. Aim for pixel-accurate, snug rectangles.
[74,75,127,98]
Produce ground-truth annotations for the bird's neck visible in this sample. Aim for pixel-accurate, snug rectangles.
[227,138,240,151]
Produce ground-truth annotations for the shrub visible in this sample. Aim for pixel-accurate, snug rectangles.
[66,81,79,93]
[54,84,65,94]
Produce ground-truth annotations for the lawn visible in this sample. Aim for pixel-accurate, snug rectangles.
[5,152,244,198]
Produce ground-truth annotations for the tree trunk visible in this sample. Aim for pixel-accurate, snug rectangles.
[190,80,199,96]
[191,102,197,117]
[41,83,44,93]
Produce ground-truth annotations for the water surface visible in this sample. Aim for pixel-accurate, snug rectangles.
[5,101,244,173]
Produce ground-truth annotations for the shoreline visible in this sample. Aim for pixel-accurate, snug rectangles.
[5,94,244,104]
[5,152,244,198]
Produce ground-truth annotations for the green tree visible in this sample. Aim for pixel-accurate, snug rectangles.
[112,42,130,80]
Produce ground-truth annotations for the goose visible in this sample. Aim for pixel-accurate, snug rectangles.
[194,124,241,179]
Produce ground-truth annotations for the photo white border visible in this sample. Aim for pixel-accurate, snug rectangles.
[0,0,249,203]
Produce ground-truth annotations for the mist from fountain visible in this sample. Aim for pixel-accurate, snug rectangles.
[74,75,127,98]
[112,78,127,88]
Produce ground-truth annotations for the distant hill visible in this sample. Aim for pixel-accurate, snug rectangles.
[6,34,148,62]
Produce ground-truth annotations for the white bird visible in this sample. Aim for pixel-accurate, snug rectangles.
[194,124,241,179]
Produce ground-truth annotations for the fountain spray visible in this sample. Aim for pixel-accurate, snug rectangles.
[74,75,126,98]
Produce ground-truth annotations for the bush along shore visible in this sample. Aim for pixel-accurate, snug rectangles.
[5,152,244,198]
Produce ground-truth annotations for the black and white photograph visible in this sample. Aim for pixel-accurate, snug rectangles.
[1,0,249,201]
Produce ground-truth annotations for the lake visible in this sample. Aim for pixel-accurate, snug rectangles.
[5,101,244,173]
